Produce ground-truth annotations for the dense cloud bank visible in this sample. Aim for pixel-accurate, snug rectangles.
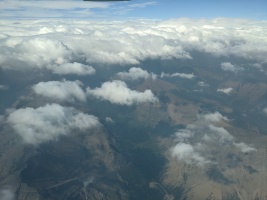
[0,19,266,74]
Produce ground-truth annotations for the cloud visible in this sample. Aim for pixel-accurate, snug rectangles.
[217,87,233,94]
[264,108,267,114]
[105,117,114,123]
[234,142,257,153]
[170,112,255,167]
[86,80,158,105]
[7,104,100,145]
[0,19,266,74]
[171,143,210,167]
[0,186,14,200]
[0,36,95,75]
[32,80,86,102]
[174,129,194,143]
[0,1,110,18]
[160,72,195,79]
[0,84,9,91]
[117,67,157,80]
[51,62,96,76]
[221,62,244,73]
[197,81,209,87]
[128,2,157,8]
[208,125,234,144]
[0,37,72,70]
[202,111,228,122]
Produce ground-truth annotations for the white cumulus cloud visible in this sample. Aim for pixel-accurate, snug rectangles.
[170,112,256,167]
[171,143,210,167]
[217,87,233,94]
[160,72,195,79]
[51,62,96,76]
[221,62,244,73]
[203,111,228,122]
[234,142,257,153]
[86,80,158,105]
[7,104,100,145]
[0,19,267,74]
[117,67,157,80]
[0,38,72,70]
[32,80,86,102]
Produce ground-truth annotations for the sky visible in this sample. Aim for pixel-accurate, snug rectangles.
[0,0,267,20]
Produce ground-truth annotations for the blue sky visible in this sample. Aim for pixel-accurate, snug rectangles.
[0,0,266,20]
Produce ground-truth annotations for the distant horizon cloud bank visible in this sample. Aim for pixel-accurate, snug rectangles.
[0,19,266,76]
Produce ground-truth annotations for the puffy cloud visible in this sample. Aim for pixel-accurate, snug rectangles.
[202,111,228,122]
[86,80,158,105]
[117,67,157,80]
[221,62,244,73]
[171,143,209,167]
[0,186,14,200]
[0,19,266,74]
[234,142,257,153]
[174,129,194,143]
[105,117,114,123]
[32,80,86,102]
[217,87,233,94]
[160,72,195,79]
[0,38,72,70]
[51,62,96,76]
[170,112,255,167]
[208,125,234,144]
[0,84,8,91]
[7,104,100,145]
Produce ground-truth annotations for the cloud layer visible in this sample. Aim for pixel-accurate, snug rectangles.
[1,19,266,75]
[7,104,100,145]
[86,80,158,105]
